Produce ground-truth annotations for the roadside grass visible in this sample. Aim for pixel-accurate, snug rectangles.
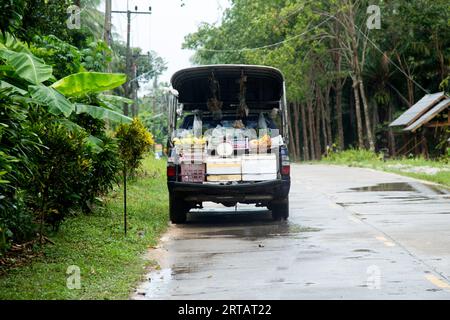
[320,149,450,187]
[0,156,169,300]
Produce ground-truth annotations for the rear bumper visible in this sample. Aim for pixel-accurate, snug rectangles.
[168,178,290,203]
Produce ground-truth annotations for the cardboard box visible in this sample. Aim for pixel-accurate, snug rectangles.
[242,173,277,181]
[206,157,241,175]
[242,154,277,175]
[207,174,242,182]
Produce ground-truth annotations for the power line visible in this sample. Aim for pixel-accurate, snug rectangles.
[193,0,353,54]
[196,14,334,53]
[195,0,430,95]
[354,24,430,95]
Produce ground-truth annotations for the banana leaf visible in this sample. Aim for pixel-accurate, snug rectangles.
[0,81,27,95]
[51,72,127,97]
[75,104,132,123]
[98,94,134,105]
[29,85,74,117]
[0,49,53,84]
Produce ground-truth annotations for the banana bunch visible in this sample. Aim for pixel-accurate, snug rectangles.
[249,134,272,148]
[173,137,207,146]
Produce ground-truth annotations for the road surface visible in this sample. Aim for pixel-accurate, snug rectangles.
[133,164,450,300]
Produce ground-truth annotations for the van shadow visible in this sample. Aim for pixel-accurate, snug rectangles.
[186,207,273,225]
[177,207,308,240]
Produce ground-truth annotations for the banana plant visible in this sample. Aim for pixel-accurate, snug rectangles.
[0,33,130,123]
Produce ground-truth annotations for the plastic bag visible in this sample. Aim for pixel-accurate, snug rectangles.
[258,112,267,129]
[193,114,202,137]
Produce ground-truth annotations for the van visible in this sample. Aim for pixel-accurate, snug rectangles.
[166,65,291,223]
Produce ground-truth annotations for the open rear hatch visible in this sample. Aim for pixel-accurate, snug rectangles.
[168,65,289,185]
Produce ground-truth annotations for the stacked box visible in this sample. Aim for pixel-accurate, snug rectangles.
[241,154,277,181]
[206,157,241,182]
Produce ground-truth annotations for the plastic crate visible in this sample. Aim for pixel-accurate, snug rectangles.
[180,163,205,183]
[180,153,206,163]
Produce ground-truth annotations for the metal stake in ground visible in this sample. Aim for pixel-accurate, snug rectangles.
[123,164,127,236]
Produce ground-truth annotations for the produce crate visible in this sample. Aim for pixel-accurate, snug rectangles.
[180,163,205,183]
[180,152,206,163]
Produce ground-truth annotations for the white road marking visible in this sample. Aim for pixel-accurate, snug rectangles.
[425,275,450,291]
[328,203,342,210]
[376,236,396,247]
[347,215,362,224]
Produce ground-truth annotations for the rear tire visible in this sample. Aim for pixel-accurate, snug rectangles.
[169,194,189,224]
[270,197,289,221]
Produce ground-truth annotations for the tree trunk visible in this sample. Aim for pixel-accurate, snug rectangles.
[324,86,332,150]
[307,100,315,160]
[318,89,329,155]
[352,79,364,149]
[358,79,375,151]
[314,100,322,160]
[331,19,345,151]
[345,0,374,151]
[300,102,309,161]
[293,102,301,160]
[349,86,355,143]
[387,102,396,156]
[372,101,379,142]
[287,103,297,160]
[335,83,345,150]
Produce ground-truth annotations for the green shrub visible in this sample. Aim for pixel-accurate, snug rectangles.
[24,115,121,228]
[72,113,121,208]
[116,118,155,175]
[324,149,382,164]
[0,89,41,248]
[25,120,91,229]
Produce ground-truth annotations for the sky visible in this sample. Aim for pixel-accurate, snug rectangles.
[103,0,230,89]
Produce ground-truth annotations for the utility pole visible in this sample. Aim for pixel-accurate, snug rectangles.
[103,0,112,47]
[104,0,112,72]
[131,51,151,117]
[104,0,112,46]
[112,4,152,116]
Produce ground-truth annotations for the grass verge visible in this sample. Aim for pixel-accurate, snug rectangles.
[321,149,450,187]
[0,156,168,300]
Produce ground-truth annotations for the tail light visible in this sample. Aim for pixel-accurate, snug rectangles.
[281,165,290,176]
[167,166,176,178]
[281,148,290,176]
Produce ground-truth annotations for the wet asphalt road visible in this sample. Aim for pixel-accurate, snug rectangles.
[134,164,450,300]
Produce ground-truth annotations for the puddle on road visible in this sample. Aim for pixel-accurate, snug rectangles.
[351,183,416,192]
[135,268,173,299]
[353,249,376,253]
[350,182,449,195]
[196,222,321,240]
[179,207,322,240]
